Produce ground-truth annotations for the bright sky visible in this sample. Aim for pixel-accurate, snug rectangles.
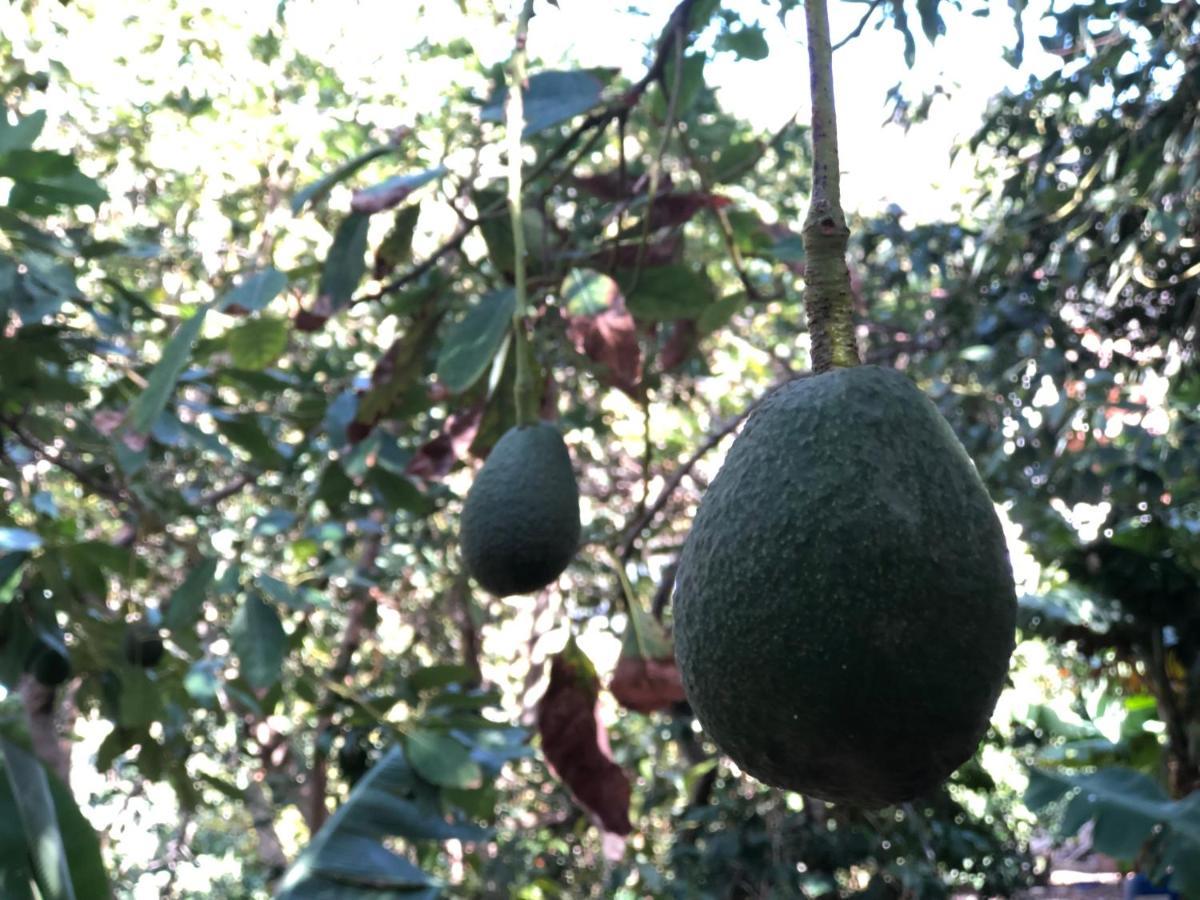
[278,0,1061,221]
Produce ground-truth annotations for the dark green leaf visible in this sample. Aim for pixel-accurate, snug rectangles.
[435,289,516,393]
[619,265,714,320]
[351,166,446,216]
[409,664,475,693]
[317,213,371,311]
[163,558,218,633]
[231,593,286,689]
[226,316,289,370]
[0,738,75,900]
[217,267,287,313]
[0,111,46,154]
[407,729,483,789]
[127,306,209,434]
[482,70,604,136]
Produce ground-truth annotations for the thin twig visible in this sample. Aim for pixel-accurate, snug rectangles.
[619,373,803,562]
[0,415,126,505]
[831,0,886,51]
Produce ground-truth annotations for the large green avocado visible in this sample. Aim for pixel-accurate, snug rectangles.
[460,422,581,597]
[674,365,1016,807]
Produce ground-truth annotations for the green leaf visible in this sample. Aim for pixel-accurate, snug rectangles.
[163,557,218,633]
[651,54,705,120]
[562,268,620,316]
[407,730,483,789]
[291,145,395,214]
[435,289,517,393]
[0,529,41,553]
[0,738,75,900]
[0,552,27,604]
[374,204,422,275]
[278,746,484,897]
[127,306,209,434]
[619,265,714,320]
[481,70,605,136]
[697,293,746,336]
[0,770,35,900]
[367,468,433,515]
[117,667,164,729]
[0,150,106,212]
[409,663,475,693]
[231,593,286,689]
[716,25,769,60]
[0,110,46,154]
[217,267,287,313]
[227,316,289,370]
[317,213,371,311]
[217,416,286,469]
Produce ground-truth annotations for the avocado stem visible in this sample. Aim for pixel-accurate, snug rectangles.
[507,0,538,426]
[802,0,861,373]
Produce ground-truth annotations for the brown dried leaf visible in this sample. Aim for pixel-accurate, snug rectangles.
[567,297,642,395]
[610,655,687,714]
[405,404,483,481]
[536,639,632,836]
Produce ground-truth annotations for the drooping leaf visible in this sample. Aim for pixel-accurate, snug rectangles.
[481,70,605,136]
[1024,767,1200,892]
[317,213,371,311]
[126,306,209,434]
[226,316,289,370]
[651,53,705,120]
[536,638,632,836]
[374,204,422,277]
[350,166,446,216]
[162,558,219,634]
[231,593,286,690]
[217,267,287,314]
[291,145,396,214]
[435,289,517,393]
[0,738,76,900]
[277,745,485,898]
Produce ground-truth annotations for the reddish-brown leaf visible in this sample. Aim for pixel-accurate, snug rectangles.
[610,655,687,714]
[405,404,484,481]
[536,640,632,836]
[567,297,642,395]
[657,319,698,372]
[645,192,730,231]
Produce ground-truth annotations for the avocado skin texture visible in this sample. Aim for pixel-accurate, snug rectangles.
[461,423,581,597]
[674,366,1016,808]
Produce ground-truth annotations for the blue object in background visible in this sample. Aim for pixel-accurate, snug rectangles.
[1124,872,1179,900]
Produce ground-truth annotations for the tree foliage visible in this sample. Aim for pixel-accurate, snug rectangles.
[0,0,1196,897]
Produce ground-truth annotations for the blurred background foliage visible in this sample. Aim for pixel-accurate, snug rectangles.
[0,0,1196,897]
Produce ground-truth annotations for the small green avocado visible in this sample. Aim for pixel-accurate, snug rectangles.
[124,624,165,668]
[674,366,1016,808]
[460,422,581,596]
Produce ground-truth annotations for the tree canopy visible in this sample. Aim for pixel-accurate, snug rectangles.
[0,0,1197,897]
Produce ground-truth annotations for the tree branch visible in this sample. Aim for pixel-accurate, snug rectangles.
[802,0,860,372]
[831,0,886,52]
[619,373,806,562]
